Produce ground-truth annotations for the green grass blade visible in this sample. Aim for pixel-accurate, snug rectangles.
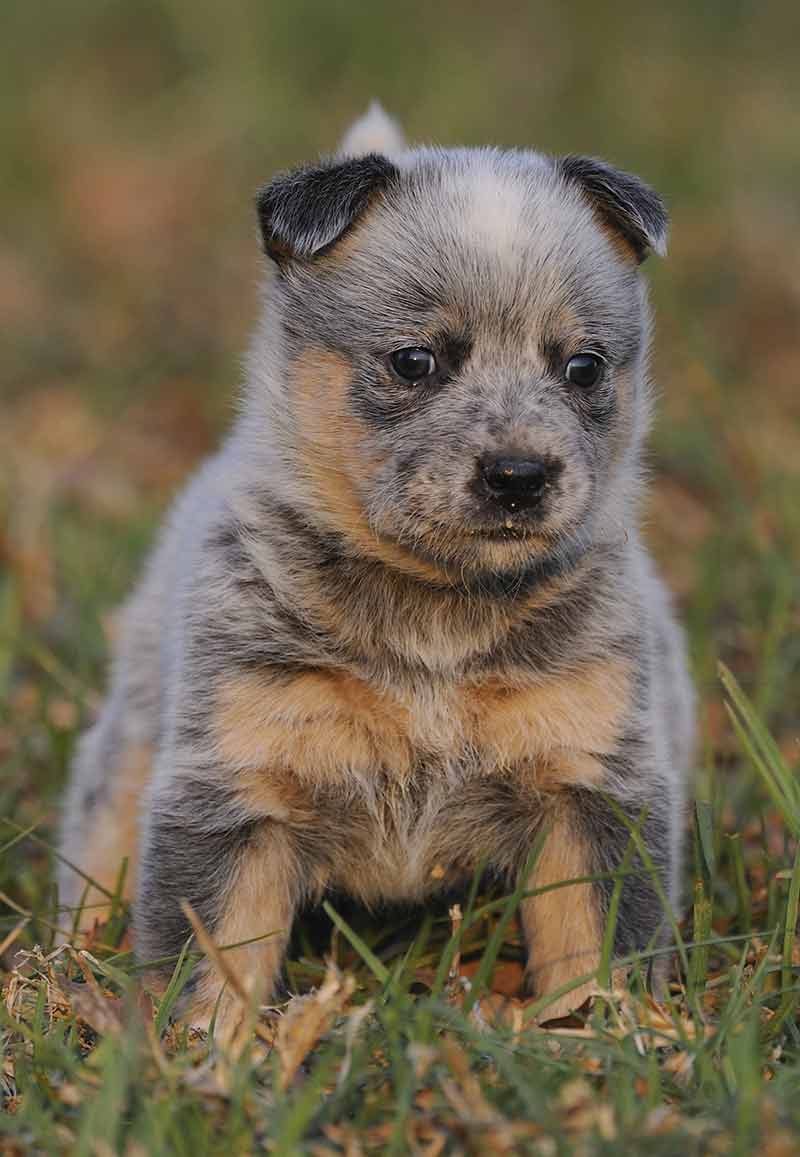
[322,900,390,986]
[720,662,800,835]
[598,812,644,991]
[461,827,547,1014]
[154,935,198,1036]
[782,842,800,996]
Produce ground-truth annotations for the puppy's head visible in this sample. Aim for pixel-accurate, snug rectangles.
[249,109,667,586]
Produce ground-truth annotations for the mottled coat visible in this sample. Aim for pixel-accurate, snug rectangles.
[59,105,694,1040]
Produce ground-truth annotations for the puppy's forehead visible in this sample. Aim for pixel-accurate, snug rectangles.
[397,149,571,255]
[330,148,640,332]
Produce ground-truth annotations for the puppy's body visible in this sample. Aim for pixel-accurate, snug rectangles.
[60,109,693,1037]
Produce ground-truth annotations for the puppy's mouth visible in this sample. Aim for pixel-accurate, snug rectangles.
[465,521,543,541]
[406,513,559,550]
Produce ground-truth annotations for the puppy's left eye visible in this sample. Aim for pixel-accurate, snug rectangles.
[565,353,604,387]
[390,347,437,382]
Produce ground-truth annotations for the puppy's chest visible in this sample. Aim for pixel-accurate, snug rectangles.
[214,660,632,902]
[213,657,631,790]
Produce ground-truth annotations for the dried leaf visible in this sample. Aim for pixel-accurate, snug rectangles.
[58,979,124,1038]
[276,961,356,1091]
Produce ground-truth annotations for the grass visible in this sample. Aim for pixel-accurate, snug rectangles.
[2,717,800,1155]
[2,0,800,1151]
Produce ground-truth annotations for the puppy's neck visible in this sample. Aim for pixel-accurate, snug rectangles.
[238,489,616,678]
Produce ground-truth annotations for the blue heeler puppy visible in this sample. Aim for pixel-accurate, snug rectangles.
[59,104,694,1042]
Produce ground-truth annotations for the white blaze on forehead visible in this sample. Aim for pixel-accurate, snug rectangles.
[462,169,529,256]
[456,157,590,271]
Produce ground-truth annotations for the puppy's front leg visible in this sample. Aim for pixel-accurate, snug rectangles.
[136,777,302,1046]
[520,793,603,1018]
[521,783,672,1020]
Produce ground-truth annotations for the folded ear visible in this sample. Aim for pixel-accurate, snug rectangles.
[556,155,668,262]
[255,153,399,265]
[338,101,407,159]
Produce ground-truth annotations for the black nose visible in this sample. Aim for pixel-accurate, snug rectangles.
[480,455,551,512]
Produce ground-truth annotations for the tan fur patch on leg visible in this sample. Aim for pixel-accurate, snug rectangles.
[521,799,602,1020]
[183,826,297,1048]
[543,750,606,789]
[63,744,152,932]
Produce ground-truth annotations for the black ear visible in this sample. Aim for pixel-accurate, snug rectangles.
[255,153,399,265]
[557,155,668,263]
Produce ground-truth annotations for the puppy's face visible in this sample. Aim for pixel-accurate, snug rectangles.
[256,148,666,581]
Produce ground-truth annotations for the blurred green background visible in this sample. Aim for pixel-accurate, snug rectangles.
[1,0,798,818]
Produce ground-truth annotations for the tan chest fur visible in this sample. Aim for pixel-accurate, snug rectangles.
[212,657,631,801]
[209,657,630,901]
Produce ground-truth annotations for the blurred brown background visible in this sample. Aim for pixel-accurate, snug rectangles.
[1,1,798,821]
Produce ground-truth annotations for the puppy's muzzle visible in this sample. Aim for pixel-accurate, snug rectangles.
[479,454,557,513]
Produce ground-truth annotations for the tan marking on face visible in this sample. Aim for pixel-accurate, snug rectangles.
[213,668,415,785]
[63,744,152,931]
[290,348,452,585]
[521,800,602,1019]
[314,217,373,267]
[597,219,643,265]
[531,297,585,362]
[464,657,632,771]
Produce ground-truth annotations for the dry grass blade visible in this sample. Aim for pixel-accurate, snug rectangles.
[177,898,278,1061]
[336,998,373,1092]
[446,904,462,990]
[276,960,356,1091]
[57,977,124,1037]
[178,899,249,1007]
[0,919,29,961]
[437,1035,546,1150]
[557,1078,617,1141]
[439,1035,497,1125]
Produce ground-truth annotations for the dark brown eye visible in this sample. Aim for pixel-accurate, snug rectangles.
[565,353,604,387]
[390,347,437,382]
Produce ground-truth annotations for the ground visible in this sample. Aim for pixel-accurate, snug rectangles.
[1,1,799,1153]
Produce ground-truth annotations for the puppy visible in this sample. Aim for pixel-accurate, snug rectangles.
[59,104,694,1039]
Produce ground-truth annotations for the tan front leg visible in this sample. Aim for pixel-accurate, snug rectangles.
[163,826,299,1050]
[520,798,602,1020]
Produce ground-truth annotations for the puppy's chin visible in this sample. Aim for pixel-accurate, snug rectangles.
[375,514,574,582]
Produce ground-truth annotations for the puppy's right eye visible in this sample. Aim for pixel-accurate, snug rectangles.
[390,347,437,382]
[565,353,604,388]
